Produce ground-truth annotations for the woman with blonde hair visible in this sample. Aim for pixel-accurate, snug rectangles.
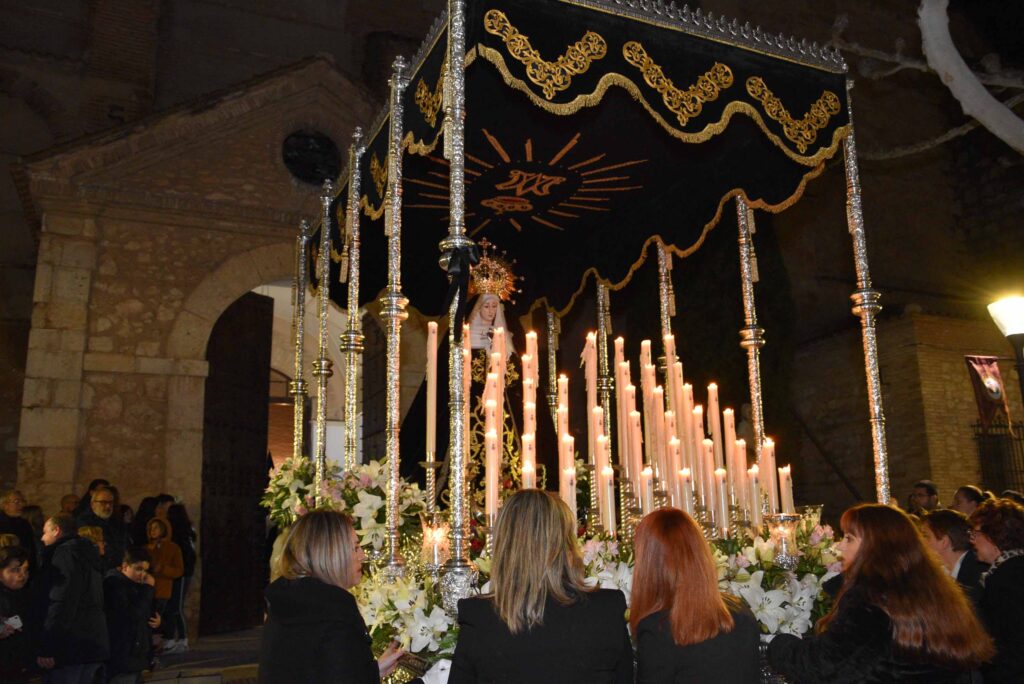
[258,510,403,684]
[769,503,994,682]
[632,508,759,683]
[448,489,633,683]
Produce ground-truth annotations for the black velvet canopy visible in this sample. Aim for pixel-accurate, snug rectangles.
[311,0,849,317]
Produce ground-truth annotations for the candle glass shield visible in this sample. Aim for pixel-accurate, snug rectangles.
[420,515,451,580]
[764,513,801,570]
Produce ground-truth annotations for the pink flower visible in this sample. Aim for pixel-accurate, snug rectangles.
[294,503,308,516]
[809,529,824,546]
[734,553,751,569]
[827,561,842,574]
[359,474,373,487]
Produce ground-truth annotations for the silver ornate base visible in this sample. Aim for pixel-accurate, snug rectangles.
[758,642,790,684]
[440,560,479,615]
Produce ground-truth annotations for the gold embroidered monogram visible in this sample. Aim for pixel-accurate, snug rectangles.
[494,169,566,197]
[415,64,445,128]
[483,9,607,100]
[481,196,534,215]
[622,41,733,127]
[745,77,841,153]
[370,153,387,198]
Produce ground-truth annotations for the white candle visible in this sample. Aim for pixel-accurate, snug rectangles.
[556,406,569,442]
[562,465,577,522]
[583,333,598,466]
[596,435,611,531]
[708,383,724,470]
[734,438,748,514]
[523,400,537,438]
[651,387,666,482]
[629,409,643,493]
[702,438,716,517]
[602,465,617,536]
[679,467,694,516]
[779,464,795,514]
[485,429,500,521]
[664,334,678,413]
[426,321,438,458]
[681,383,695,482]
[640,339,652,369]
[723,409,739,504]
[762,438,779,513]
[615,358,629,483]
[525,331,538,369]
[463,326,471,454]
[671,362,687,449]
[521,433,536,489]
[558,374,568,410]
[691,405,706,506]
[667,434,682,508]
[640,466,654,514]
[715,468,730,537]
[748,464,763,529]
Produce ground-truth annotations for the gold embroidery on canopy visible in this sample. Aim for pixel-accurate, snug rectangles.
[359,195,385,222]
[483,9,607,100]
[745,77,841,153]
[370,153,388,199]
[622,41,733,127]
[415,59,446,128]
[476,44,847,167]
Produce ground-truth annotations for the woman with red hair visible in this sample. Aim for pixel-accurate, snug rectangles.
[769,503,993,682]
[631,508,759,683]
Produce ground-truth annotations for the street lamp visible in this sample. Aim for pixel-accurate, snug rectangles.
[988,295,1024,408]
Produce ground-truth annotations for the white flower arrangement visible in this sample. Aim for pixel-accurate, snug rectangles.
[352,570,457,657]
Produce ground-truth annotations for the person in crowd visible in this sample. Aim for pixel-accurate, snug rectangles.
[950,485,989,516]
[968,498,1024,683]
[0,546,35,682]
[908,479,941,514]
[154,495,175,520]
[77,485,127,572]
[144,517,183,652]
[37,513,109,682]
[0,491,36,572]
[921,509,987,602]
[104,547,161,684]
[769,504,992,683]
[163,503,196,654]
[60,495,79,516]
[632,508,759,683]
[130,498,157,547]
[999,489,1024,505]
[77,526,107,559]
[118,504,134,530]
[449,490,633,684]
[258,510,404,683]
[72,479,110,518]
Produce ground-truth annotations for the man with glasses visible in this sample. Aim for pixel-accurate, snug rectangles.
[77,486,127,572]
[0,490,36,572]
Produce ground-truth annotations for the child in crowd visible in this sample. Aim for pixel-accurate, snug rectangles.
[104,547,161,684]
[145,517,183,653]
[0,546,33,683]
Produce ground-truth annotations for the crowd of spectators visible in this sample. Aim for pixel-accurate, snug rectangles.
[0,483,196,683]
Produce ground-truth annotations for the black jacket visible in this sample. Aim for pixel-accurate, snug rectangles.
[448,588,634,684]
[768,586,967,684]
[636,599,760,684]
[953,550,987,606]
[0,582,36,679]
[977,554,1024,684]
[37,535,109,666]
[77,510,128,572]
[103,569,155,675]
[258,576,378,684]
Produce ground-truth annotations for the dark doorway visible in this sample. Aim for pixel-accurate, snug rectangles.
[200,292,274,635]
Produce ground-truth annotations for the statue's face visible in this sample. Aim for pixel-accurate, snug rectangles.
[480,297,498,325]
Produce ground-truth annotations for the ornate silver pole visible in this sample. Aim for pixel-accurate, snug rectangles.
[546,310,560,427]
[844,80,890,504]
[440,0,478,614]
[593,283,614,533]
[736,197,766,462]
[656,240,674,343]
[339,129,366,473]
[290,220,311,461]
[381,57,409,578]
[313,181,336,502]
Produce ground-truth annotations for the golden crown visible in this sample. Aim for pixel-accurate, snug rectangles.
[469,239,521,302]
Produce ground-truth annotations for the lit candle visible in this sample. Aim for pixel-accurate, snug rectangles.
[615,357,630,483]
[664,334,678,414]
[671,362,687,450]
[723,409,739,504]
[681,383,695,483]
[734,438,747,514]
[583,333,597,466]
[558,374,568,410]
[426,322,438,458]
[485,428,500,522]
[562,462,577,521]
[679,467,694,516]
[708,383,724,470]
[715,468,730,537]
[702,438,716,517]
[640,466,654,514]
[596,434,611,530]
[629,409,644,493]
[462,326,471,452]
[640,339,652,369]
[761,438,779,513]
[691,405,706,506]
[651,387,666,482]
[525,331,538,370]
[748,464,763,529]
[601,465,616,536]
[667,434,682,508]
[779,464,795,514]
[521,433,536,489]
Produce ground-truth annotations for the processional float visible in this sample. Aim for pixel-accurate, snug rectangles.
[293,0,889,610]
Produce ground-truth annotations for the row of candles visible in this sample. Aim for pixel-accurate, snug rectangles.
[424,323,797,535]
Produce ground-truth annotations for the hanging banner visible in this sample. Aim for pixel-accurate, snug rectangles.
[965,355,1012,429]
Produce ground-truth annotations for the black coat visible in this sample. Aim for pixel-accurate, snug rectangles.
[448,588,634,684]
[953,550,987,606]
[636,600,760,684]
[768,586,967,684]
[103,569,154,675]
[977,554,1024,684]
[258,576,379,684]
[0,582,36,680]
[37,535,109,666]
[77,510,128,572]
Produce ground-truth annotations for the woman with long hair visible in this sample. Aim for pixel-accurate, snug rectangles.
[968,497,1024,683]
[632,508,759,683]
[448,489,633,684]
[769,503,993,683]
[258,510,403,684]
